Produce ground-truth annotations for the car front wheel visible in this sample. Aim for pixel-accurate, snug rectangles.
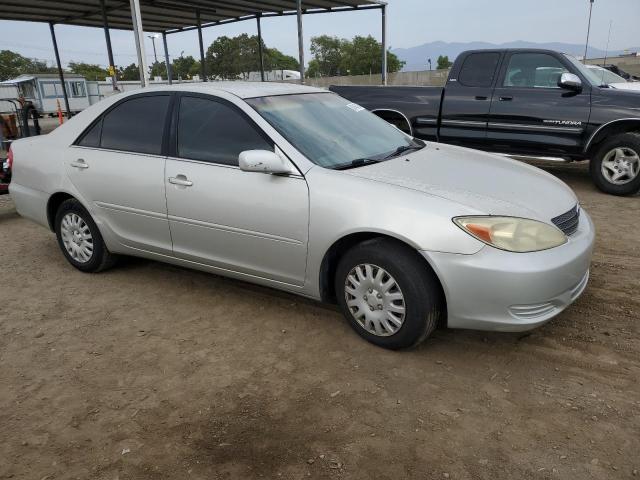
[335,238,444,349]
[55,198,115,272]
[590,132,640,196]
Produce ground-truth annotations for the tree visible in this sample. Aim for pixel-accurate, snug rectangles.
[206,34,258,80]
[308,35,345,77]
[436,55,453,70]
[0,49,56,81]
[265,48,299,71]
[205,34,298,80]
[118,63,140,81]
[306,35,404,77]
[68,61,108,81]
[172,54,200,80]
[342,35,404,75]
[149,61,168,80]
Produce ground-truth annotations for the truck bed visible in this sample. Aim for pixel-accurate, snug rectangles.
[329,85,443,140]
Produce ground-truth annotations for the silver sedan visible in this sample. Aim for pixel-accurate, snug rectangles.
[9,82,594,349]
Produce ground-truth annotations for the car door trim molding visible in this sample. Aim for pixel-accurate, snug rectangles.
[70,144,167,160]
[165,155,305,179]
[95,201,166,220]
[167,214,303,245]
[488,122,583,134]
[415,117,438,125]
[441,119,487,128]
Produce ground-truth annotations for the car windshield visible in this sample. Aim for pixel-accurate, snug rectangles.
[246,93,422,169]
[563,54,609,86]
[587,66,627,85]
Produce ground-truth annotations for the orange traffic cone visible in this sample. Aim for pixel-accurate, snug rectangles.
[56,99,64,125]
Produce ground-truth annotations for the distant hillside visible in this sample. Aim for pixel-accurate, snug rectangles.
[392,41,640,72]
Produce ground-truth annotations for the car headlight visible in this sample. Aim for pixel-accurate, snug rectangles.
[453,216,567,253]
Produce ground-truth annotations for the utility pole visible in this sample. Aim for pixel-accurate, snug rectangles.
[148,34,159,63]
[583,0,595,63]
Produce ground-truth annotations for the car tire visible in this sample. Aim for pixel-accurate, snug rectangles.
[335,238,444,350]
[590,132,640,196]
[55,198,116,273]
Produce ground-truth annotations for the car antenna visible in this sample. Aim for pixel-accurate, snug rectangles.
[602,20,612,85]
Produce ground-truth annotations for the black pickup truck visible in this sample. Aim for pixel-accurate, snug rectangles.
[330,49,640,196]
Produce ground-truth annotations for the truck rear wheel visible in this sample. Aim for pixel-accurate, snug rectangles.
[590,132,640,196]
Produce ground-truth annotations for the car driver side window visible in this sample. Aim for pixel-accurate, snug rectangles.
[177,96,273,166]
[503,53,570,88]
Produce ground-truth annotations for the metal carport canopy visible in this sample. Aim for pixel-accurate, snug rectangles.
[1,1,386,32]
[0,0,388,113]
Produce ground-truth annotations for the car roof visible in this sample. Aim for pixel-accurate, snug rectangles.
[137,81,327,99]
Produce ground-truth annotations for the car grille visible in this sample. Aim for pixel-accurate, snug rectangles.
[551,205,580,236]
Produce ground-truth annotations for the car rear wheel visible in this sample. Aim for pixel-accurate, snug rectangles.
[55,198,116,273]
[590,132,640,196]
[335,238,444,349]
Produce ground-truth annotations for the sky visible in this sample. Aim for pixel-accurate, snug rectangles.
[0,0,638,69]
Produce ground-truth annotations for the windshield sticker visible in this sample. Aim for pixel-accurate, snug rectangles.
[346,103,365,112]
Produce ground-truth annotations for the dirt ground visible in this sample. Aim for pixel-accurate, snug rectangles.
[0,161,638,480]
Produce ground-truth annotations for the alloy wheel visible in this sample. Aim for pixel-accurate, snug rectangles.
[601,147,640,185]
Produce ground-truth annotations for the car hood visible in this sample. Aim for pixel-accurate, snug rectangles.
[343,143,577,222]
[609,82,640,92]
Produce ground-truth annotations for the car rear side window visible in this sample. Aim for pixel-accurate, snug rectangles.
[177,96,272,166]
[78,119,102,147]
[458,52,501,87]
[99,95,170,155]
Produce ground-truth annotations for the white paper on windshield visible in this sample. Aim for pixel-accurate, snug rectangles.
[346,103,365,112]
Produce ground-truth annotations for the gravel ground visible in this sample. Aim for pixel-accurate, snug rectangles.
[0,161,638,480]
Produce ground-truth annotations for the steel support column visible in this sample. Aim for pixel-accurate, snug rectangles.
[381,5,387,85]
[48,22,72,117]
[129,0,148,87]
[162,32,173,84]
[296,0,305,84]
[100,0,118,91]
[196,9,207,81]
[256,14,265,82]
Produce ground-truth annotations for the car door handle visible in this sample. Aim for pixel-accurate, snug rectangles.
[168,175,193,187]
[474,95,488,101]
[499,96,513,101]
[70,159,89,169]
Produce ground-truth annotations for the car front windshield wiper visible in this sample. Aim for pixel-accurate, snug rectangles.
[332,141,426,170]
[381,141,426,160]
[332,158,382,170]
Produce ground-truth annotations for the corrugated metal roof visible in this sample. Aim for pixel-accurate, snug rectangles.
[0,0,385,33]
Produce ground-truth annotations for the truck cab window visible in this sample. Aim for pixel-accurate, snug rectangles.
[503,53,569,88]
[457,52,501,87]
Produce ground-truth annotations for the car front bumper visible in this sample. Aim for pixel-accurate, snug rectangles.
[421,210,595,332]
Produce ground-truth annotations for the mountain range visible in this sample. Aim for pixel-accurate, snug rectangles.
[392,41,640,72]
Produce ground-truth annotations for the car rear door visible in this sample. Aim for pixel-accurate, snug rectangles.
[164,93,309,286]
[68,93,173,255]
[438,51,502,149]
[486,51,591,157]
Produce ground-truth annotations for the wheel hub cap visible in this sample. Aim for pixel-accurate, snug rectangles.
[60,213,94,263]
[601,147,640,185]
[344,263,406,337]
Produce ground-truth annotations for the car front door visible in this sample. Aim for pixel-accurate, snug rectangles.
[486,51,592,157]
[438,51,502,149]
[164,94,309,286]
[68,93,173,254]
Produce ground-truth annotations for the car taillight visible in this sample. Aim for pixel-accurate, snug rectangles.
[6,146,13,170]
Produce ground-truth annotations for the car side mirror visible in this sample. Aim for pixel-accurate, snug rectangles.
[558,72,582,91]
[238,150,293,175]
